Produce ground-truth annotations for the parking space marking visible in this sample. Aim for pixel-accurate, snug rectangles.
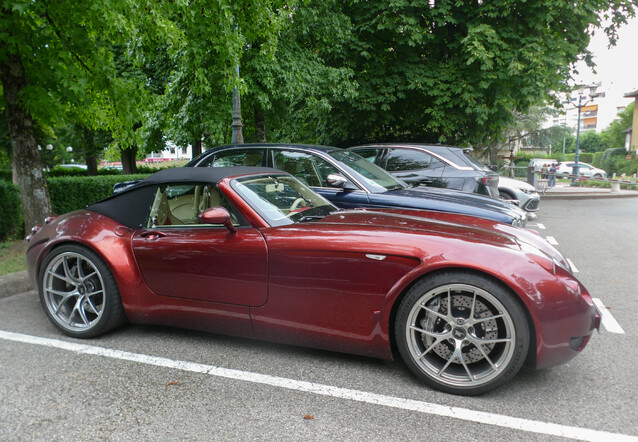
[593,298,626,334]
[567,258,579,273]
[536,223,546,230]
[545,236,558,245]
[1,330,636,442]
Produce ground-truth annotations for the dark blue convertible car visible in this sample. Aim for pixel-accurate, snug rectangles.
[185,144,527,227]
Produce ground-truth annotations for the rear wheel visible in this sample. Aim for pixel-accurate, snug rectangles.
[39,244,126,338]
[395,271,529,395]
[593,173,602,179]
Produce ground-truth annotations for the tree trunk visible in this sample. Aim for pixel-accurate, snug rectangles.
[1,54,52,231]
[83,127,98,175]
[255,109,266,143]
[192,138,202,159]
[121,146,138,174]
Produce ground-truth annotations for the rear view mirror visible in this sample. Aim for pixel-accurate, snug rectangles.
[198,207,236,232]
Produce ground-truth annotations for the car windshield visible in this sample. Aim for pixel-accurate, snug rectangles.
[329,150,405,191]
[231,174,337,226]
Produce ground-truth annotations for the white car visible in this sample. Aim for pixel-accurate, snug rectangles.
[555,162,607,179]
[497,176,541,212]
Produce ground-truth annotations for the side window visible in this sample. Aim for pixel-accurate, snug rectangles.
[386,149,435,172]
[200,149,265,167]
[272,150,327,187]
[146,183,243,228]
[352,149,380,164]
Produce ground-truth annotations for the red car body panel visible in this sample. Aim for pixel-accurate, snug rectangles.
[26,174,599,370]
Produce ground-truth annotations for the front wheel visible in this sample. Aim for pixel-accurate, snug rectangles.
[39,244,126,338]
[395,271,529,395]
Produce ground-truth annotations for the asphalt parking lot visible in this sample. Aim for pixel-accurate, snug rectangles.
[1,196,637,441]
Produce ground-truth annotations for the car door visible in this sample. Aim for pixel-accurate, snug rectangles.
[383,148,445,187]
[270,148,371,209]
[131,183,268,306]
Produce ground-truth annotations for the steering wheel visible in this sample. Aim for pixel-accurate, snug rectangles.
[289,197,307,213]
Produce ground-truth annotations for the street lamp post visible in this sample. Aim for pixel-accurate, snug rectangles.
[66,146,73,163]
[231,62,243,144]
[570,84,598,186]
[45,143,54,171]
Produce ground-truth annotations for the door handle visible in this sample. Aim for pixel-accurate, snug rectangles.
[140,230,167,240]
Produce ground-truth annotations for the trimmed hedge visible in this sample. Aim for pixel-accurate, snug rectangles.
[0,180,23,241]
[47,174,149,215]
[563,153,594,164]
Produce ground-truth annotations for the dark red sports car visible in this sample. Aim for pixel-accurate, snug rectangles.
[26,167,600,395]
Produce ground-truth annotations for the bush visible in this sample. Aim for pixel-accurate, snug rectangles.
[601,148,630,175]
[47,174,149,214]
[592,152,604,168]
[0,169,11,182]
[47,166,124,177]
[0,180,23,241]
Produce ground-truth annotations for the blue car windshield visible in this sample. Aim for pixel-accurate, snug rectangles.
[329,150,405,191]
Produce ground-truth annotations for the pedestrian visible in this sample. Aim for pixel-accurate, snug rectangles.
[548,163,556,187]
[541,164,548,179]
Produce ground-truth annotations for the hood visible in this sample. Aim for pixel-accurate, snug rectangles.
[498,176,537,192]
[381,187,526,220]
[319,210,520,249]
[328,208,571,272]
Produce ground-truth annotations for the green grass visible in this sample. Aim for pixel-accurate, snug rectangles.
[0,240,27,276]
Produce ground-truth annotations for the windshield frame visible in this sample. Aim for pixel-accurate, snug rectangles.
[328,150,407,192]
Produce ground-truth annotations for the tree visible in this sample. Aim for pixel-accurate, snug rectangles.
[0,1,175,228]
[305,0,637,147]
[600,102,635,149]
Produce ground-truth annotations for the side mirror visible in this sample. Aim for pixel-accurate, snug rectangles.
[326,174,357,190]
[198,207,237,233]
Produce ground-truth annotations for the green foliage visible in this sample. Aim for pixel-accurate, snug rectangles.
[600,102,634,148]
[310,0,636,146]
[563,153,594,163]
[47,175,148,215]
[0,169,11,182]
[592,151,604,168]
[600,148,630,175]
[0,180,23,241]
[578,131,606,153]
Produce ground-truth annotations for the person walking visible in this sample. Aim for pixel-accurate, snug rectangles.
[548,163,557,187]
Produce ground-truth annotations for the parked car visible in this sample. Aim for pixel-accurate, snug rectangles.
[555,162,607,179]
[26,167,600,395]
[348,144,500,198]
[497,176,541,212]
[186,144,528,227]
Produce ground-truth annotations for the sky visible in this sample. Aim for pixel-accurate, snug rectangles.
[572,15,638,130]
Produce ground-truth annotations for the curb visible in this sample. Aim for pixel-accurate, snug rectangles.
[542,191,638,200]
[0,271,34,299]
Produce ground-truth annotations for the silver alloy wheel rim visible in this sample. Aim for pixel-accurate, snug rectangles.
[43,252,106,332]
[405,283,516,388]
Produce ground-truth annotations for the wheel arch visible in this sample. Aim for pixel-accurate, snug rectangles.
[386,267,537,366]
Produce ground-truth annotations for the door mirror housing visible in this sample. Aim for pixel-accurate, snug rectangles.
[326,174,357,191]
[198,207,237,232]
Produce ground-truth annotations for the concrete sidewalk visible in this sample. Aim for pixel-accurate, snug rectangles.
[542,182,638,199]
[0,270,34,299]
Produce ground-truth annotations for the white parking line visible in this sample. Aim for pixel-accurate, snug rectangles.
[536,223,546,230]
[545,236,559,245]
[567,258,579,273]
[0,330,636,441]
[593,298,626,334]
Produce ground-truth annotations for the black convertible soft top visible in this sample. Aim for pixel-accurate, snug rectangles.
[87,166,282,228]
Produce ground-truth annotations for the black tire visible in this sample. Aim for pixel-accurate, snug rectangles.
[395,271,529,396]
[593,173,602,179]
[498,189,517,202]
[38,244,126,338]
